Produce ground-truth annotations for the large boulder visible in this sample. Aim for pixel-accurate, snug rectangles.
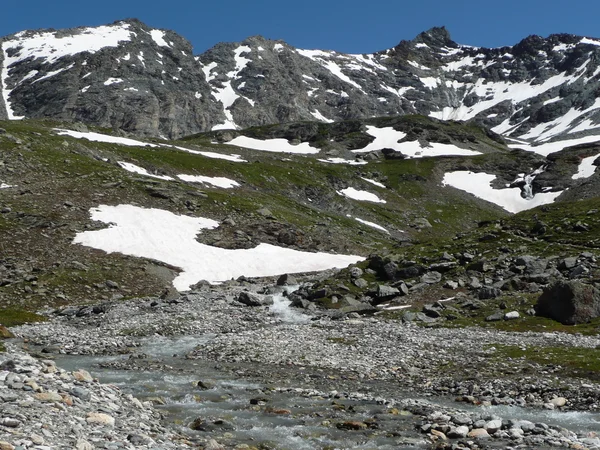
[237,291,273,307]
[535,280,600,324]
[515,255,547,275]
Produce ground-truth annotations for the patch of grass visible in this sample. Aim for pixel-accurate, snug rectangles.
[419,292,600,334]
[0,308,47,327]
[506,196,600,249]
[489,343,600,381]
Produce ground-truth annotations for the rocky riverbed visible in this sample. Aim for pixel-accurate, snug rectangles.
[3,276,600,449]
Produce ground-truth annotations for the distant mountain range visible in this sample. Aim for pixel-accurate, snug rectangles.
[1,19,600,150]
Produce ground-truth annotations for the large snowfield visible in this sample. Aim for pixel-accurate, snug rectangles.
[442,171,563,213]
[73,205,363,290]
[227,136,320,154]
[351,126,482,158]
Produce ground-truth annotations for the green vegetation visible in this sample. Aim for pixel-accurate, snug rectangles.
[488,344,600,381]
[0,115,596,320]
[0,308,47,327]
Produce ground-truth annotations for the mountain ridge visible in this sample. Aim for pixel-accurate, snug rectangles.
[1,19,599,150]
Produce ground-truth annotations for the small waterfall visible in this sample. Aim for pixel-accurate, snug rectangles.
[269,285,309,324]
[522,174,534,199]
[521,165,546,200]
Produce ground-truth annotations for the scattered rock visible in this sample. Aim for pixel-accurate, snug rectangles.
[86,412,115,426]
[504,311,520,320]
[421,271,442,284]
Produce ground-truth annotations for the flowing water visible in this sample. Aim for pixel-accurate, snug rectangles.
[50,297,600,448]
[54,331,425,449]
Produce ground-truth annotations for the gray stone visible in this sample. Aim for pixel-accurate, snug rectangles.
[451,414,472,426]
[447,425,469,438]
[349,267,363,279]
[377,284,400,299]
[569,265,589,278]
[421,271,442,284]
[485,312,504,322]
[413,218,432,229]
[422,304,441,318]
[353,278,368,289]
[484,419,503,434]
[535,280,600,324]
[397,265,425,279]
[383,262,398,280]
[70,387,91,401]
[469,277,482,289]
[515,255,547,275]
[559,257,578,270]
[0,417,21,428]
[504,311,520,320]
[257,208,274,218]
[237,291,273,307]
[276,274,298,286]
[396,281,409,296]
[478,287,502,299]
[444,280,458,290]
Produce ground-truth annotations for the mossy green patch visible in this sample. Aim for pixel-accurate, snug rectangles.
[488,344,600,381]
[0,308,47,327]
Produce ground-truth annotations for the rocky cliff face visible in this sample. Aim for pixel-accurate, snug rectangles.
[0,19,224,137]
[1,21,600,144]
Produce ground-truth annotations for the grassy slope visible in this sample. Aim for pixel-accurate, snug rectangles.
[0,116,568,318]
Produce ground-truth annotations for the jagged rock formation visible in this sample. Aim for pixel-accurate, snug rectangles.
[1,20,600,145]
[0,20,224,137]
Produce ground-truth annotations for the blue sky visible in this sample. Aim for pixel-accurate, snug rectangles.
[2,0,599,54]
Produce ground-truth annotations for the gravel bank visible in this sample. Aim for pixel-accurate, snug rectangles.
[7,281,600,449]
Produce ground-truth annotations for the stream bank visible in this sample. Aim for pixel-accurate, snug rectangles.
[5,279,600,449]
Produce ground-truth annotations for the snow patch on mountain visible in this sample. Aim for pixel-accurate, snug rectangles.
[572,154,600,179]
[4,23,132,65]
[1,44,24,120]
[351,126,407,153]
[211,45,252,130]
[169,145,247,162]
[73,204,363,290]
[317,158,367,165]
[581,38,600,47]
[150,30,170,48]
[351,126,481,157]
[509,135,600,156]
[33,64,74,84]
[337,187,386,204]
[54,129,159,147]
[520,98,600,142]
[442,171,563,213]
[177,174,240,188]
[311,110,333,123]
[361,177,386,188]
[297,49,363,90]
[354,217,389,233]
[434,73,579,122]
[227,136,319,154]
[118,162,174,180]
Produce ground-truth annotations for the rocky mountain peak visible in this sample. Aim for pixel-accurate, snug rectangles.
[413,26,455,48]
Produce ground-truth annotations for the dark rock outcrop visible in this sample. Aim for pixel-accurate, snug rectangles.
[535,280,600,324]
